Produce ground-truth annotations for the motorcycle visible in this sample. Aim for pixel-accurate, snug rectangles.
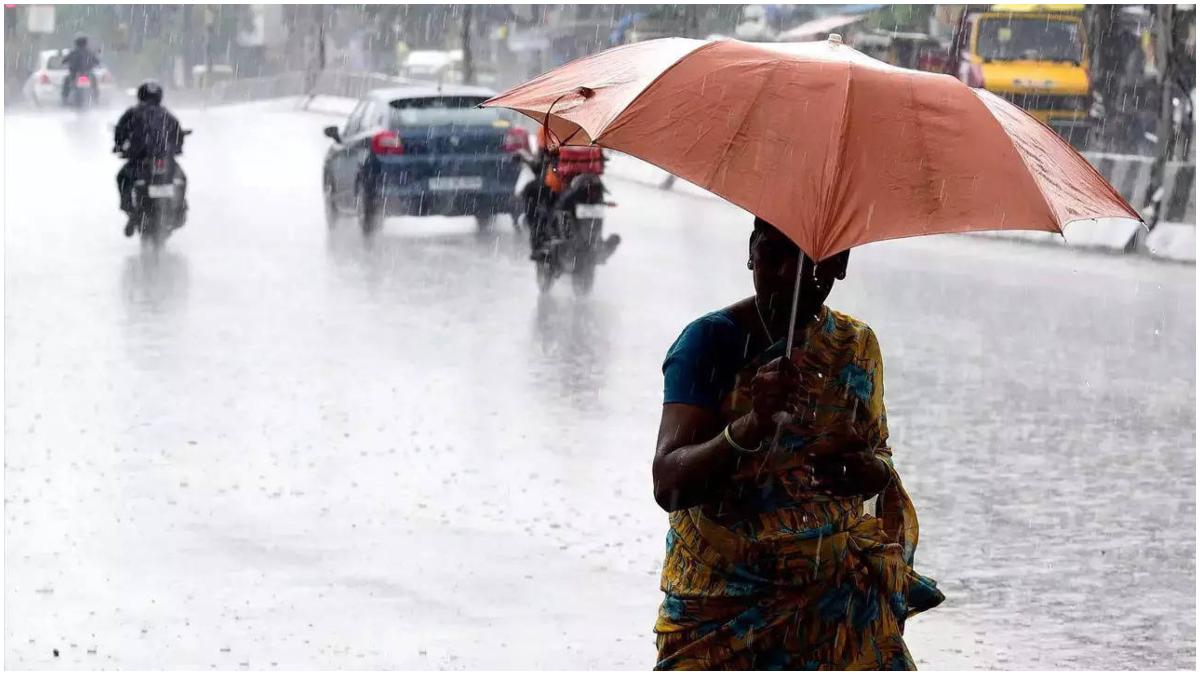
[514,147,620,295]
[64,72,98,110]
[115,129,191,247]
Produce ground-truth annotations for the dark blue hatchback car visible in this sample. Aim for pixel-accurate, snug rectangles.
[321,85,528,233]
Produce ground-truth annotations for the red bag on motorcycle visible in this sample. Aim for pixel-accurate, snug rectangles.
[555,146,604,183]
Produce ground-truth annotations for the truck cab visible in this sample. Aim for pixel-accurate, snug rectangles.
[949,4,1096,148]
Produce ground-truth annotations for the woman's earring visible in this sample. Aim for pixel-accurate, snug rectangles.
[747,259,754,270]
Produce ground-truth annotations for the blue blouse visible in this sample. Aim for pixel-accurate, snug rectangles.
[662,309,753,410]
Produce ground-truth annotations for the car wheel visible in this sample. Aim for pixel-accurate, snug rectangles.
[356,179,381,236]
[509,195,525,233]
[536,260,555,293]
[510,210,524,233]
[323,178,339,229]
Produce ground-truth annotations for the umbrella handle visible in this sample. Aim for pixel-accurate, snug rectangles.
[540,93,569,151]
[540,87,594,150]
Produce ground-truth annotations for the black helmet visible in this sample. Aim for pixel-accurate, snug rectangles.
[137,80,163,105]
[74,34,88,48]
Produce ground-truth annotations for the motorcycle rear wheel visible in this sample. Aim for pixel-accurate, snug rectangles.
[571,262,595,296]
[536,260,555,293]
[140,195,182,247]
[323,177,339,229]
[137,213,161,249]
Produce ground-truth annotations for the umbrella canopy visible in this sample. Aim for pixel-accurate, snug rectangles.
[483,37,1140,262]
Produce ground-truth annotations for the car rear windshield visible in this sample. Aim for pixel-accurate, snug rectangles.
[977,17,1084,63]
[388,96,508,127]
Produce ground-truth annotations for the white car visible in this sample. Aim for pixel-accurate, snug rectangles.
[398,49,460,81]
[735,5,778,41]
[22,48,115,108]
[398,49,497,87]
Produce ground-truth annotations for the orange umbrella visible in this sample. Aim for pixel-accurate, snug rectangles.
[483,36,1140,264]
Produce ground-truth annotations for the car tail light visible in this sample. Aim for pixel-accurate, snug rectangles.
[153,159,168,174]
[38,72,50,85]
[76,75,90,87]
[371,130,404,156]
[503,127,529,153]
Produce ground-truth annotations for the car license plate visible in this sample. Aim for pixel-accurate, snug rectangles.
[575,203,606,219]
[428,176,482,191]
[147,184,175,199]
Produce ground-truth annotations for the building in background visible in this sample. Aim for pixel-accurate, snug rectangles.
[3,1,1191,159]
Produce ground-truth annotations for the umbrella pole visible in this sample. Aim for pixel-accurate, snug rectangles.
[764,251,807,458]
[784,250,805,356]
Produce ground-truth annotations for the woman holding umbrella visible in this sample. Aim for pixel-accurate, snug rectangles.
[650,216,941,669]
[482,34,1138,670]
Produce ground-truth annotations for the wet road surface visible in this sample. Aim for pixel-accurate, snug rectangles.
[4,101,1195,669]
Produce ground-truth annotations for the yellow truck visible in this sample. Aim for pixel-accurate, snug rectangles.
[949,4,1097,148]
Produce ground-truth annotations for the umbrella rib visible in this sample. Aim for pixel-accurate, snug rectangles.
[968,89,1064,235]
[487,40,713,144]
[812,62,855,261]
[984,86,1141,225]
[595,39,719,143]
[700,60,783,207]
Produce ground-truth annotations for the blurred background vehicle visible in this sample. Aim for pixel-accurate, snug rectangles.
[321,84,527,234]
[947,4,1096,149]
[22,47,114,107]
[397,48,459,80]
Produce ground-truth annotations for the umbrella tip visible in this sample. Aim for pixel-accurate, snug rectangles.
[828,33,843,46]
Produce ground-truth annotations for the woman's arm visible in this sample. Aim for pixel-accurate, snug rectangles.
[813,446,892,497]
[653,306,797,512]
[653,354,801,511]
[652,404,767,512]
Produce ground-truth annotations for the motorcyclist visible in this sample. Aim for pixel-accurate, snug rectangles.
[61,34,100,105]
[521,126,563,259]
[520,127,620,263]
[114,81,188,237]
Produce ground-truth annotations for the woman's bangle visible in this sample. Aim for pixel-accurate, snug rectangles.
[723,424,762,454]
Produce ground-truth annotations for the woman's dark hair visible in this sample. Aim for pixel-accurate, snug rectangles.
[751,216,775,245]
[750,216,849,267]
[752,217,797,250]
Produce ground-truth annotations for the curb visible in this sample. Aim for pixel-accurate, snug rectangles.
[1144,222,1198,263]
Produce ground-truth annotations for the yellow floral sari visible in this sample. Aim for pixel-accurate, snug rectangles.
[655,307,943,670]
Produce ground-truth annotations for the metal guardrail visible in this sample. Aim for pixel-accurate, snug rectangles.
[205,70,418,107]
[309,70,417,100]
[205,71,308,105]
